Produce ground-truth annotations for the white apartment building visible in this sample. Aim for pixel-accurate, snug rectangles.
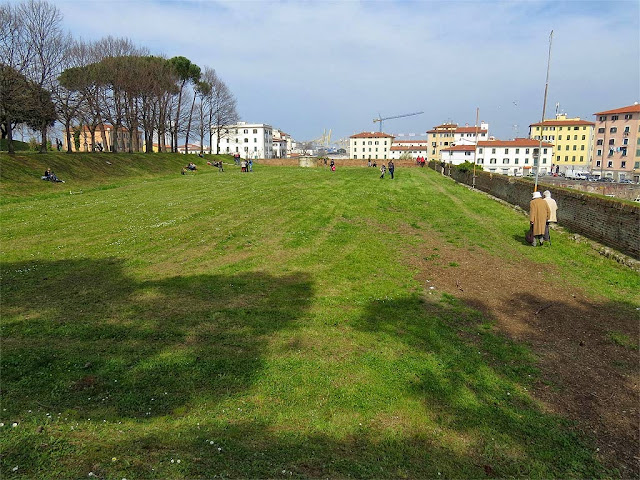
[349,132,394,160]
[440,145,476,164]
[210,122,274,159]
[272,128,291,158]
[454,122,489,145]
[475,139,554,176]
[389,139,429,160]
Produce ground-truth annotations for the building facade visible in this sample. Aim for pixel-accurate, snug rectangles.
[440,145,476,165]
[210,122,274,159]
[476,138,554,176]
[63,124,143,152]
[349,132,394,160]
[591,104,640,182]
[389,139,428,160]
[529,114,594,174]
[427,123,457,163]
[454,122,489,145]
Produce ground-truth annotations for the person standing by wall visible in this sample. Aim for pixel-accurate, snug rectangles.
[543,190,558,244]
[388,160,395,179]
[529,191,550,246]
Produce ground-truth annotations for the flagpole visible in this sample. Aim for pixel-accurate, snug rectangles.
[534,30,553,192]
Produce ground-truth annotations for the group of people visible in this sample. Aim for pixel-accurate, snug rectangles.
[41,168,64,183]
[379,161,395,179]
[181,162,198,174]
[529,190,558,247]
[416,156,426,167]
[240,159,253,172]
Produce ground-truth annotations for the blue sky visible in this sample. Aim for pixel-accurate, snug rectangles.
[32,0,640,142]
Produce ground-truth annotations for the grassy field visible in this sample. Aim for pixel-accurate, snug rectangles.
[1,153,638,479]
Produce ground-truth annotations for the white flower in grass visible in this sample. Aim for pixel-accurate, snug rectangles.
[12,466,18,472]
[0,423,4,427]
[12,422,18,427]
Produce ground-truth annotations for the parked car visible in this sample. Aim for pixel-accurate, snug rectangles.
[619,179,633,184]
[597,177,614,182]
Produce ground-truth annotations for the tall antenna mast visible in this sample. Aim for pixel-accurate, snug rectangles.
[534,30,553,193]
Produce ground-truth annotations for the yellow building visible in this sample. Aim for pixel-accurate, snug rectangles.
[427,123,457,163]
[529,114,594,174]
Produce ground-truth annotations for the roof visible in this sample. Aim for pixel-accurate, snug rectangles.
[593,104,640,115]
[393,139,428,144]
[441,145,476,152]
[530,119,595,127]
[427,123,458,134]
[390,145,429,151]
[349,131,394,139]
[455,127,488,134]
[478,138,554,148]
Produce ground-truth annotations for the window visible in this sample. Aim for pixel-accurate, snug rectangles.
[624,126,630,133]
[515,148,520,154]
[596,160,601,167]
[597,149,602,156]
[623,138,629,145]
[582,135,586,140]
[368,141,372,145]
[243,129,248,134]
[244,138,248,143]
[624,114,632,120]
[525,158,529,164]
[254,146,257,152]
[581,145,585,151]
[565,155,569,161]
[573,126,579,130]
[610,127,617,133]
[504,148,509,154]
[477,158,484,164]
[599,116,606,121]
[432,142,436,147]
[514,158,519,164]
[611,115,618,121]
[621,147,627,157]
[384,141,387,145]
[491,148,496,154]
[253,129,257,134]
[566,145,570,150]
[478,147,483,153]
[607,161,613,167]
[635,161,640,168]
[556,155,560,161]
[580,156,584,161]
[525,148,530,154]
[573,145,577,150]
[254,138,257,142]
[597,139,603,145]
[489,158,497,164]
[354,155,357,159]
[609,139,615,145]
[598,127,605,133]
[572,156,576,162]
[503,158,509,164]
[375,141,379,145]
[558,135,562,140]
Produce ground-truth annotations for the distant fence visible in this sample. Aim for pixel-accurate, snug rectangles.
[429,162,640,259]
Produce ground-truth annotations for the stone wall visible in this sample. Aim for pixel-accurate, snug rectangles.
[430,162,640,259]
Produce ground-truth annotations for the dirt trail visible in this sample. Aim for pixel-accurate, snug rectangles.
[406,176,639,477]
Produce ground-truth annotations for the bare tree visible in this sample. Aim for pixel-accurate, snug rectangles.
[203,68,239,155]
[168,56,200,152]
[18,0,69,152]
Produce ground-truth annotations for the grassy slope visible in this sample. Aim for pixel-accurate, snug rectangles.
[0,152,232,201]
[1,160,638,479]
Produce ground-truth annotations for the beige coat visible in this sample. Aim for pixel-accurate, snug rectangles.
[529,198,550,236]
[544,197,558,222]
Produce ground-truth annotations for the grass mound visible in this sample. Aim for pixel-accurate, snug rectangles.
[0,152,233,200]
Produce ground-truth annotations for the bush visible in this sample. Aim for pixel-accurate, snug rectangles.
[456,161,483,173]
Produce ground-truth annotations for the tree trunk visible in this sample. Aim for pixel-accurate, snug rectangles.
[5,121,15,154]
[65,119,73,153]
[184,94,196,155]
[39,124,47,153]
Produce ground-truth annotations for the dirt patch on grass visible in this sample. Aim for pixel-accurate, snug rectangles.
[407,240,639,476]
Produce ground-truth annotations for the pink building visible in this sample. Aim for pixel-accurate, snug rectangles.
[592,103,640,182]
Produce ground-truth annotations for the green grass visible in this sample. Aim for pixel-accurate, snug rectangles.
[1,155,638,478]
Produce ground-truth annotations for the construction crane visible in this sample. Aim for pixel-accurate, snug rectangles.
[373,111,424,132]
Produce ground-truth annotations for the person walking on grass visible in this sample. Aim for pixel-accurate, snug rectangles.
[388,160,395,179]
[380,164,386,179]
[529,191,550,247]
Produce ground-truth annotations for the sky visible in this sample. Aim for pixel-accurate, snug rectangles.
[20,0,640,143]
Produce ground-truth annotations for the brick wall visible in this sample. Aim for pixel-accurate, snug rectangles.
[430,162,640,259]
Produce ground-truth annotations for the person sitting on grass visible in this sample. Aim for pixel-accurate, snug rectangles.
[187,162,197,171]
[41,168,64,183]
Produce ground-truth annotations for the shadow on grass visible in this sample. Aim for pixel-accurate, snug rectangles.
[1,258,313,419]
[1,260,620,478]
